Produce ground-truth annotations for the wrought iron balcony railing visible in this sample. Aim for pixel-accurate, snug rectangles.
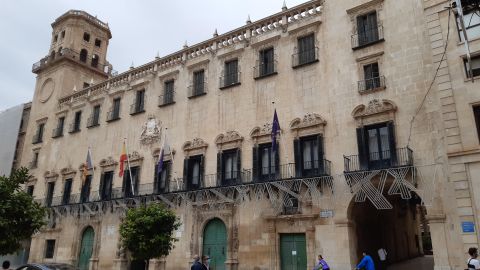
[219,72,241,89]
[188,81,207,98]
[158,89,175,106]
[68,123,81,133]
[130,100,145,115]
[351,25,384,49]
[292,47,319,68]
[32,48,112,74]
[32,133,43,144]
[52,127,63,138]
[86,116,100,128]
[358,76,386,93]
[106,110,120,122]
[343,147,413,173]
[254,60,278,79]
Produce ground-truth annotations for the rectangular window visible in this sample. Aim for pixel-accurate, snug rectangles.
[32,152,39,168]
[456,9,480,42]
[135,90,145,112]
[356,11,379,47]
[54,117,65,137]
[71,111,82,132]
[464,55,480,78]
[83,32,90,42]
[45,182,55,207]
[61,30,65,39]
[473,105,480,142]
[95,39,102,47]
[122,167,140,198]
[363,62,381,90]
[113,98,121,119]
[163,80,175,104]
[27,185,34,196]
[259,48,275,76]
[62,179,72,205]
[93,105,101,126]
[155,161,171,193]
[297,34,316,65]
[193,70,205,95]
[80,175,92,203]
[45,240,55,259]
[34,123,45,143]
[100,171,114,200]
[221,149,240,185]
[185,155,203,190]
[223,60,239,86]
[259,143,277,181]
[53,35,58,43]
[356,122,397,170]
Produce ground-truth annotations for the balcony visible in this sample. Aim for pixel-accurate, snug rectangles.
[219,72,241,89]
[106,110,120,122]
[68,123,81,133]
[292,47,319,68]
[32,133,43,144]
[343,147,413,173]
[130,101,145,115]
[188,81,207,98]
[28,161,38,170]
[158,89,175,107]
[254,61,278,79]
[256,159,332,182]
[86,116,100,128]
[358,76,386,94]
[351,25,384,49]
[52,127,63,138]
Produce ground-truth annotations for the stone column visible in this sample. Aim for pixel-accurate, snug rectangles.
[427,214,452,270]
[89,257,99,270]
[326,218,356,270]
[225,258,238,270]
[148,258,166,270]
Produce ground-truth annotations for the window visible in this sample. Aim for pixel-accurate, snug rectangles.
[61,30,65,39]
[80,49,88,63]
[219,149,241,186]
[464,55,480,78]
[70,111,82,133]
[184,155,204,190]
[131,90,145,114]
[456,9,480,42]
[83,82,90,89]
[257,48,275,77]
[45,240,55,259]
[31,152,39,169]
[27,185,34,196]
[88,105,101,127]
[356,11,380,47]
[108,98,121,121]
[91,54,99,68]
[253,143,279,182]
[80,175,92,203]
[154,161,171,193]
[53,117,64,138]
[294,135,324,177]
[473,105,480,142]
[161,80,175,105]
[95,38,102,47]
[356,122,397,170]
[62,179,72,205]
[192,70,205,96]
[53,35,58,43]
[122,166,140,198]
[83,32,90,42]
[221,60,239,88]
[296,34,316,65]
[362,62,382,90]
[45,182,55,207]
[100,171,114,200]
[33,123,45,144]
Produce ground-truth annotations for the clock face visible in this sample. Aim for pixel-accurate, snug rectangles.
[39,78,55,103]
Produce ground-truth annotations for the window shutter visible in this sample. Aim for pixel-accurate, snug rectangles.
[183,158,189,190]
[236,148,242,182]
[165,162,171,191]
[387,121,398,166]
[317,135,325,174]
[134,167,140,194]
[275,142,280,178]
[99,173,105,198]
[293,139,301,177]
[356,127,369,170]
[217,152,223,185]
[199,155,205,188]
[154,162,159,192]
[252,146,259,182]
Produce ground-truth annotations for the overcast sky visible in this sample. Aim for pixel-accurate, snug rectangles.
[0,0,307,111]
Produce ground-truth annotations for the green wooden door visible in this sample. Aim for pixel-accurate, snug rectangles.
[280,234,307,270]
[203,218,227,270]
[78,227,95,270]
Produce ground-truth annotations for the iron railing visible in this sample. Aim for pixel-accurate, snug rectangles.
[68,123,81,133]
[351,25,384,49]
[254,60,278,79]
[158,89,175,106]
[32,48,112,74]
[358,76,386,93]
[52,127,63,138]
[86,115,100,128]
[130,100,145,115]
[344,147,413,173]
[256,159,331,182]
[188,81,207,98]
[292,47,319,67]
[106,110,120,122]
[219,72,241,89]
[32,132,43,144]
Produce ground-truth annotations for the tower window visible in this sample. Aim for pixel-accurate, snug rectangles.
[45,239,56,258]
[95,39,102,47]
[80,49,88,63]
[61,30,65,39]
[53,35,58,43]
[83,32,90,42]
[91,54,99,68]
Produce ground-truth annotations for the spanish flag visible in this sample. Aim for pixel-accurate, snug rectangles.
[119,142,127,177]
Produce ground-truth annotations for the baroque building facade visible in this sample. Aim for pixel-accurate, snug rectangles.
[18,0,480,269]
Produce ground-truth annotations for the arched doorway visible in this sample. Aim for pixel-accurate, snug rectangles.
[78,226,95,270]
[349,192,433,269]
[203,218,227,270]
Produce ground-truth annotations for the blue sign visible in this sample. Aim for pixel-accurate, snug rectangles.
[462,222,475,233]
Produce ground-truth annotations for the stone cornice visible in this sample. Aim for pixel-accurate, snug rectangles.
[346,0,384,15]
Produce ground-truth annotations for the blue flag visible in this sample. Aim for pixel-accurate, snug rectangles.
[271,109,280,153]
[157,148,164,175]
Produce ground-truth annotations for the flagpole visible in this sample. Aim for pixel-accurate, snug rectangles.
[88,147,97,197]
[272,102,291,178]
[124,138,135,196]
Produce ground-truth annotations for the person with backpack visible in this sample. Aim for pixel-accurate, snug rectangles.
[467,247,480,270]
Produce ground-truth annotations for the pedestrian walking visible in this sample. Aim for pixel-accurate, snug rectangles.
[313,255,330,270]
[201,255,210,270]
[377,248,387,270]
[191,255,205,270]
[355,252,375,270]
[467,247,480,270]
[1,261,12,270]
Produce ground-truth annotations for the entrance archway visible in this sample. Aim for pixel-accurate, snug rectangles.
[78,226,95,270]
[203,218,227,270]
[349,192,433,269]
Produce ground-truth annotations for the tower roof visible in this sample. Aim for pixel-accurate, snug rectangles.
[52,10,112,39]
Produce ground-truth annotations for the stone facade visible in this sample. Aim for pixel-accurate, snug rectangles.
[18,1,480,270]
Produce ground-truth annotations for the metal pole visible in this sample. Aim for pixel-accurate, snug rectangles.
[124,138,135,196]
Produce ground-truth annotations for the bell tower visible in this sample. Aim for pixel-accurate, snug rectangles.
[31,10,112,107]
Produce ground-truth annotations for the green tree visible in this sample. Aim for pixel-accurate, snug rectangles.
[119,203,181,269]
[0,167,47,255]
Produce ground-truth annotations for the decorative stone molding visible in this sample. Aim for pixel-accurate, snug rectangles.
[290,113,326,138]
[99,157,118,168]
[60,167,76,178]
[44,171,59,182]
[426,214,447,224]
[27,176,38,185]
[152,148,175,160]
[140,115,162,146]
[215,131,244,150]
[183,138,208,157]
[346,0,384,16]
[250,123,279,144]
[126,151,144,167]
[351,99,397,127]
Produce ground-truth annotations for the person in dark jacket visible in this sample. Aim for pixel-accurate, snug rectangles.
[191,255,206,270]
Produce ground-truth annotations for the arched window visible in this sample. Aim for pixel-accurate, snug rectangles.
[80,49,88,63]
[50,50,56,60]
[91,54,99,68]
[58,47,63,56]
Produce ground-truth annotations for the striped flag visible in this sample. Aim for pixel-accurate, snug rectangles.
[83,148,93,181]
[271,109,280,153]
[119,142,127,177]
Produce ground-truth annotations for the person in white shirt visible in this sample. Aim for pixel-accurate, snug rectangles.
[377,248,387,270]
[467,247,480,270]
